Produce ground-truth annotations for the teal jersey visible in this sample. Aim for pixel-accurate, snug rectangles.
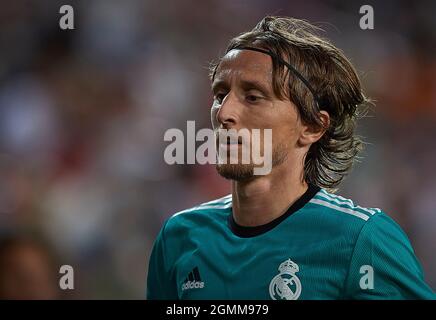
[147,185,435,300]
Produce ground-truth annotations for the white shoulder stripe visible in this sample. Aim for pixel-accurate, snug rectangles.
[196,203,232,211]
[309,198,369,221]
[320,189,353,205]
[316,192,376,216]
[201,194,232,206]
[172,202,232,217]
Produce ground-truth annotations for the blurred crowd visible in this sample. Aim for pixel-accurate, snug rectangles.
[0,0,435,298]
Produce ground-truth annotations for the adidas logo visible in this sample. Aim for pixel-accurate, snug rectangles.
[181,267,204,291]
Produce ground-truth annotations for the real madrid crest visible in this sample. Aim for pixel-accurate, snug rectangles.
[269,258,302,300]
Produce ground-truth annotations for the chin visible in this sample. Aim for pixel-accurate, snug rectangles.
[215,163,255,181]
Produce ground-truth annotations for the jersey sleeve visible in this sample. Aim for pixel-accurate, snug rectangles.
[146,220,179,300]
[343,213,435,299]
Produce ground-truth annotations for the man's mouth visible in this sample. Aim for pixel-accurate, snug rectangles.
[227,137,242,145]
[217,136,242,147]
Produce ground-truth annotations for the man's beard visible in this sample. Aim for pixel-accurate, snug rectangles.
[216,162,255,181]
[215,142,289,181]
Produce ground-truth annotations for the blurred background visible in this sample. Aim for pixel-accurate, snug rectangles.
[0,0,434,299]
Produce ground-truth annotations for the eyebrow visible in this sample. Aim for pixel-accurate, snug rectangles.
[211,79,227,94]
[212,78,272,97]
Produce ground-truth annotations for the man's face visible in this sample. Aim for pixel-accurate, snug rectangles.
[211,49,305,181]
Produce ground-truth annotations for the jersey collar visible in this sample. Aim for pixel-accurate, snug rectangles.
[227,184,320,238]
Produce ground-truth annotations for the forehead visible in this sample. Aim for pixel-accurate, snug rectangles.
[213,49,273,84]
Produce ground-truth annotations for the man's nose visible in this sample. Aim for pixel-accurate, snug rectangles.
[216,92,239,128]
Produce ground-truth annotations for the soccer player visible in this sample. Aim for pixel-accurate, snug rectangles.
[147,16,435,299]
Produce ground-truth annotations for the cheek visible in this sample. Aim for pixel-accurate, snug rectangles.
[271,113,301,147]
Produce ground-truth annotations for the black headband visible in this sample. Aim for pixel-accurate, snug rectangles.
[213,46,321,109]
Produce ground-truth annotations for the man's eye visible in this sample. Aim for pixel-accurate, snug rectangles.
[214,93,226,103]
[246,95,261,103]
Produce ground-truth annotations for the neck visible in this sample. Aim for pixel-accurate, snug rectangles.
[231,158,308,227]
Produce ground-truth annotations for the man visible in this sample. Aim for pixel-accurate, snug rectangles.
[147,16,435,299]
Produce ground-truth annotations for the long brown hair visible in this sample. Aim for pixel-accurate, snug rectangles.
[211,16,369,190]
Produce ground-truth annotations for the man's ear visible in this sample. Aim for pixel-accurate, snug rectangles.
[298,111,330,147]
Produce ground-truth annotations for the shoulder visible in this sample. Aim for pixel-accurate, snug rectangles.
[163,194,233,234]
[308,188,413,249]
[308,188,383,223]
[306,188,403,239]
